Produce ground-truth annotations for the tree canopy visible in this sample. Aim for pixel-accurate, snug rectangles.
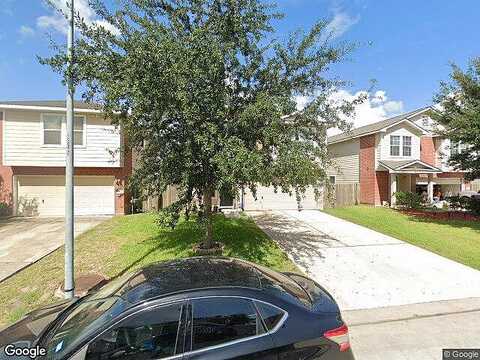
[434,58,480,181]
[42,0,362,246]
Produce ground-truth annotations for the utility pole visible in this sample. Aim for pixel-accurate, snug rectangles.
[65,0,75,299]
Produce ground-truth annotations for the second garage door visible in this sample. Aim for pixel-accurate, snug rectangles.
[17,175,115,216]
[242,186,323,210]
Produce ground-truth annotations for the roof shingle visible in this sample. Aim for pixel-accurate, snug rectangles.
[327,107,429,144]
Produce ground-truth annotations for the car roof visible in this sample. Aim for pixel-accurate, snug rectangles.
[108,257,309,306]
[113,257,261,303]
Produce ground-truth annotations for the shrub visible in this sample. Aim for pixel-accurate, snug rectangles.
[445,195,469,211]
[394,191,423,209]
[466,198,480,215]
[156,207,181,229]
[0,202,10,217]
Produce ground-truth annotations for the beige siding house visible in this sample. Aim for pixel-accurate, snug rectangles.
[0,100,132,217]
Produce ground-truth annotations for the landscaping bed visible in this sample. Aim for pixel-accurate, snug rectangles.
[400,209,480,221]
[0,213,298,328]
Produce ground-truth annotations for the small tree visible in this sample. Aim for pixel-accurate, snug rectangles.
[42,0,361,248]
[434,58,480,180]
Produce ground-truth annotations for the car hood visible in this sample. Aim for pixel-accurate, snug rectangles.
[0,300,74,349]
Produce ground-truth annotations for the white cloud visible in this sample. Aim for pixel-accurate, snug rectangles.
[18,25,35,38]
[323,11,360,40]
[37,0,118,35]
[326,89,404,136]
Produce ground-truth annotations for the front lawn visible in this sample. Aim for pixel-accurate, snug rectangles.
[0,213,298,328]
[324,205,480,271]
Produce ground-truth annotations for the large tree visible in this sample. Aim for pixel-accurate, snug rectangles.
[434,58,480,180]
[43,0,360,248]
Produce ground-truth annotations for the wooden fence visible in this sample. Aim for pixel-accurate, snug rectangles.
[324,183,360,209]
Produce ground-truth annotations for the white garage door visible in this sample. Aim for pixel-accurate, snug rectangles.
[17,176,115,216]
[243,186,323,211]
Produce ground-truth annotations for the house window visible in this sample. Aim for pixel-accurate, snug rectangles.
[0,111,3,121]
[450,141,463,156]
[390,135,400,156]
[74,116,86,146]
[402,136,412,156]
[329,176,336,185]
[43,114,63,145]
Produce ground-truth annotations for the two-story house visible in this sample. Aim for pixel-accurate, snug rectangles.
[0,100,132,216]
[327,107,473,206]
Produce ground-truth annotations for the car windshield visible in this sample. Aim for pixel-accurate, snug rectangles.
[45,296,129,360]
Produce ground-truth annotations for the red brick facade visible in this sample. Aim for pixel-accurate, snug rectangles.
[376,171,390,204]
[420,136,436,166]
[359,134,390,205]
[0,112,132,216]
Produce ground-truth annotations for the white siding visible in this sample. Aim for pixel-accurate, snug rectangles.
[327,139,360,184]
[378,123,422,161]
[3,109,121,167]
[434,137,458,172]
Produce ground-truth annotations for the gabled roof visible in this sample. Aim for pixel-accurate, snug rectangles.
[327,107,432,144]
[378,159,441,173]
[0,100,102,112]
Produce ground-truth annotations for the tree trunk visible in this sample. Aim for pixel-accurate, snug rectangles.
[203,188,214,248]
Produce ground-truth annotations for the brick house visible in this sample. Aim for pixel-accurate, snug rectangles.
[327,107,475,206]
[0,100,132,216]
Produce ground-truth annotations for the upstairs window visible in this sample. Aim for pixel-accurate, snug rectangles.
[74,116,86,146]
[390,135,400,156]
[450,141,466,156]
[402,136,412,156]
[43,114,62,145]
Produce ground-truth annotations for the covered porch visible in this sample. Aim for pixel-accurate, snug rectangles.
[377,160,442,206]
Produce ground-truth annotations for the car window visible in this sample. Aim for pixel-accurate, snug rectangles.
[254,302,285,331]
[84,303,183,360]
[253,265,311,307]
[46,297,129,360]
[191,298,264,352]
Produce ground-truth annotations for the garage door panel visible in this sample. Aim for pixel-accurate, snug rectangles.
[243,186,323,210]
[18,176,115,216]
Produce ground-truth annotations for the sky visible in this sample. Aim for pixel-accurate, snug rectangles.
[1,0,479,130]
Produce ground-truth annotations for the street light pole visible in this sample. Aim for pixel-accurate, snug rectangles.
[65,0,75,299]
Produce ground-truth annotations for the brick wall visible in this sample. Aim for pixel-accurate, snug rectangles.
[359,135,376,204]
[420,136,436,166]
[359,134,390,205]
[376,171,390,204]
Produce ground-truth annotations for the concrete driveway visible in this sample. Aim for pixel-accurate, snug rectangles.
[253,210,480,359]
[0,216,110,282]
[252,210,480,310]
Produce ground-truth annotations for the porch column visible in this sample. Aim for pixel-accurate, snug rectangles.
[410,174,417,192]
[390,173,397,206]
[427,174,434,203]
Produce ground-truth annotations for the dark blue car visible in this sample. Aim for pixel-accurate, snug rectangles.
[0,257,354,360]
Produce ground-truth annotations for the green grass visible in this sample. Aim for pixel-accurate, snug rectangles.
[0,213,298,328]
[324,205,480,270]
